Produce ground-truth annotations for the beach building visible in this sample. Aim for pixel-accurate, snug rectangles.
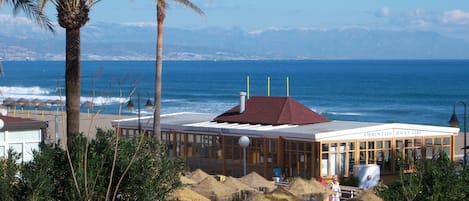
[0,114,48,162]
[112,94,459,180]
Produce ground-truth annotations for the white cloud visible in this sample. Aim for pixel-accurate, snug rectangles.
[375,7,391,17]
[442,9,469,25]
[120,22,156,27]
[0,14,34,25]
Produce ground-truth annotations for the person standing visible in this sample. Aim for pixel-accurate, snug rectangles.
[363,175,377,189]
[330,176,341,201]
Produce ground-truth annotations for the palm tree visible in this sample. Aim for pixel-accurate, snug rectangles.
[38,0,100,148]
[154,0,203,139]
[0,0,54,32]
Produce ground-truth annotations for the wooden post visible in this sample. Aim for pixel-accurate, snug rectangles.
[311,141,316,178]
[172,132,177,157]
[222,135,227,175]
[263,138,268,178]
[278,137,285,175]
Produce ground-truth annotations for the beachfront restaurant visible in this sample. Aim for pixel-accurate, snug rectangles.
[112,95,459,180]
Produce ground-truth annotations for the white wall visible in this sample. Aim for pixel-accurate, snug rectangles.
[0,129,42,162]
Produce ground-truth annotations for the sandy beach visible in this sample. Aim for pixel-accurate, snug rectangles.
[6,108,131,147]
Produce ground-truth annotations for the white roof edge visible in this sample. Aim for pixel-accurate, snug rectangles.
[316,123,459,141]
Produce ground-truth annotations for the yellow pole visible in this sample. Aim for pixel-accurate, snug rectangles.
[41,111,45,120]
[286,76,290,97]
[13,106,16,117]
[267,76,271,96]
[27,110,30,118]
[246,76,250,99]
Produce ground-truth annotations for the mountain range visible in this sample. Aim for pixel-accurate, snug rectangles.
[1,21,469,60]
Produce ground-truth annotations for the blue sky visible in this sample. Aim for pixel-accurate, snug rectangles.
[89,1,469,31]
[1,1,469,40]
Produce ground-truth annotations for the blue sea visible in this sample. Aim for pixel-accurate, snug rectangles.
[1,60,469,126]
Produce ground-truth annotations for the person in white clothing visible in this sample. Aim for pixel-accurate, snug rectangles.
[330,176,341,201]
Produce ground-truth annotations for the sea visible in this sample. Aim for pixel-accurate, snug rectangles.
[0,60,468,127]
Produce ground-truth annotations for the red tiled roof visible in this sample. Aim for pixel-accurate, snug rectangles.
[0,116,47,130]
[214,96,330,125]
[0,116,40,123]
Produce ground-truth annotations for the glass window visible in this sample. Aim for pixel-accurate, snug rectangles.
[434,138,441,146]
[360,142,366,150]
[415,139,422,146]
[348,151,355,174]
[368,141,375,149]
[376,141,383,149]
[321,153,329,176]
[348,142,355,151]
[443,137,450,145]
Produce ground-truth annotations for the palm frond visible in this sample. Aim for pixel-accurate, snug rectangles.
[12,0,55,33]
[172,0,204,16]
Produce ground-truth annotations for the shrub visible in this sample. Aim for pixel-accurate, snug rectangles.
[13,129,183,201]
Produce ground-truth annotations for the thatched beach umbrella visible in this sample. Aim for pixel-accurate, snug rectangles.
[238,172,276,192]
[188,169,210,184]
[223,176,258,200]
[81,101,95,107]
[223,176,257,193]
[247,193,271,201]
[308,178,333,201]
[3,97,14,104]
[265,186,302,201]
[51,99,63,106]
[190,176,235,201]
[2,98,15,108]
[31,98,42,106]
[16,98,28,107]
[168,186,210,201]
[180,175,197,185]
[23,101,35,108]
[288,177,330,201]
[348,189,383,201]
[38,102,51,109]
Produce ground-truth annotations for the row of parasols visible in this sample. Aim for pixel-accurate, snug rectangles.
[171,169,383,201]
[2,98,96,109]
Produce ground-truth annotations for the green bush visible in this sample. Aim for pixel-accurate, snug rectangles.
[0,150,21,201]
[340,176,359,187]
[0,129,183,201]
[377,152,469,201]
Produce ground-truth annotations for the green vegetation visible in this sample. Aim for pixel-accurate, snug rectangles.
[377,152,469,201]
[0,0,54,32]
[0,129,183,201]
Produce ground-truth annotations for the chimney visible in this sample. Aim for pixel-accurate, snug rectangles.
[239,92,246,113]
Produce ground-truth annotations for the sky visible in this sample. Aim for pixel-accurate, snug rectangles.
[2,0,469,40]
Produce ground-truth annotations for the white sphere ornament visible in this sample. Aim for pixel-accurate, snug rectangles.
[238,136,250,148]
[0,119,4,129]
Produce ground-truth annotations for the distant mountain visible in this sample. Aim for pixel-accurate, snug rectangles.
[1,22,469,60]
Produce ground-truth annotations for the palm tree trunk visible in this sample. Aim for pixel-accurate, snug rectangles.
[154,1,165,141]
[66,27,81,148]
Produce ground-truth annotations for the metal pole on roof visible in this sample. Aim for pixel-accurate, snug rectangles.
[246,76,250,99]
[267,76,271,96]
[286,76,290,97]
